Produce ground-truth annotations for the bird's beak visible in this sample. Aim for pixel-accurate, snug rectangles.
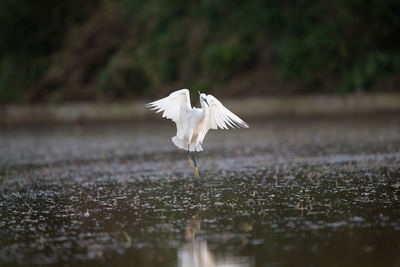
[204,98,210,107]
[198,90,201,95]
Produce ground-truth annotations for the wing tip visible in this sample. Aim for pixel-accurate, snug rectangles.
[146,102,156,107]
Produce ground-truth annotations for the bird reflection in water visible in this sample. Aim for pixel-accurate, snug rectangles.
[178,218,253,267]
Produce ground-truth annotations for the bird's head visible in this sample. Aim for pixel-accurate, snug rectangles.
[198,90,209,107]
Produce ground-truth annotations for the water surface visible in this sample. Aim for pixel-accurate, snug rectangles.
[1,115,399,266]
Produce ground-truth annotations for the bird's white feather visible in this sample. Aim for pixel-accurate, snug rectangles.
[146,89,192,139]
[205,95,249,130]
[147,89,248,152]
[194,94,248,148]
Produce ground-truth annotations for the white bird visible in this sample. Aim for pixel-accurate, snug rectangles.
[146,89,249,177]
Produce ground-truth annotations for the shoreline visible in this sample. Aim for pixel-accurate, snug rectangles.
[1,93,400,124]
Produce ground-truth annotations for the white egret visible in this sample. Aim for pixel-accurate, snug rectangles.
[146,89,249,177]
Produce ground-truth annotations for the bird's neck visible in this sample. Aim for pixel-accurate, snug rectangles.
[200,102,209,117]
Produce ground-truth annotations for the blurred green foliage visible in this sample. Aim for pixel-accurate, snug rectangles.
[0,0,97,102]
[0,0,399,102]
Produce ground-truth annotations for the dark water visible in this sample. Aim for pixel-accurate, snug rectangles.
[1,115,400,266]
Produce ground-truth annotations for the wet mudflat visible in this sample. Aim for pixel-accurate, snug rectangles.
[0,114,400,266]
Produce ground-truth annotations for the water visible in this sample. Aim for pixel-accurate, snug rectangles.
[0,115,399,266]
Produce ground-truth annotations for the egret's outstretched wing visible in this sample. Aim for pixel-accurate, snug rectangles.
[206,95,249,130]
[146,89,192,138]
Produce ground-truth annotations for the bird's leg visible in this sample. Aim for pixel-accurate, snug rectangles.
[187,146,195,170]
[192,150,200,178]
[191,152,197,167]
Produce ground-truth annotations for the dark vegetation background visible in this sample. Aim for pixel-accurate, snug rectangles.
[0,0,399,103]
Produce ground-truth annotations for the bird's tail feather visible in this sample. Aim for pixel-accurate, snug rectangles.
[171,136,203,152]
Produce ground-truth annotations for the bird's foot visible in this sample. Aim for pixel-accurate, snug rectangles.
[188,156,195,170]
[194,167,200,178]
